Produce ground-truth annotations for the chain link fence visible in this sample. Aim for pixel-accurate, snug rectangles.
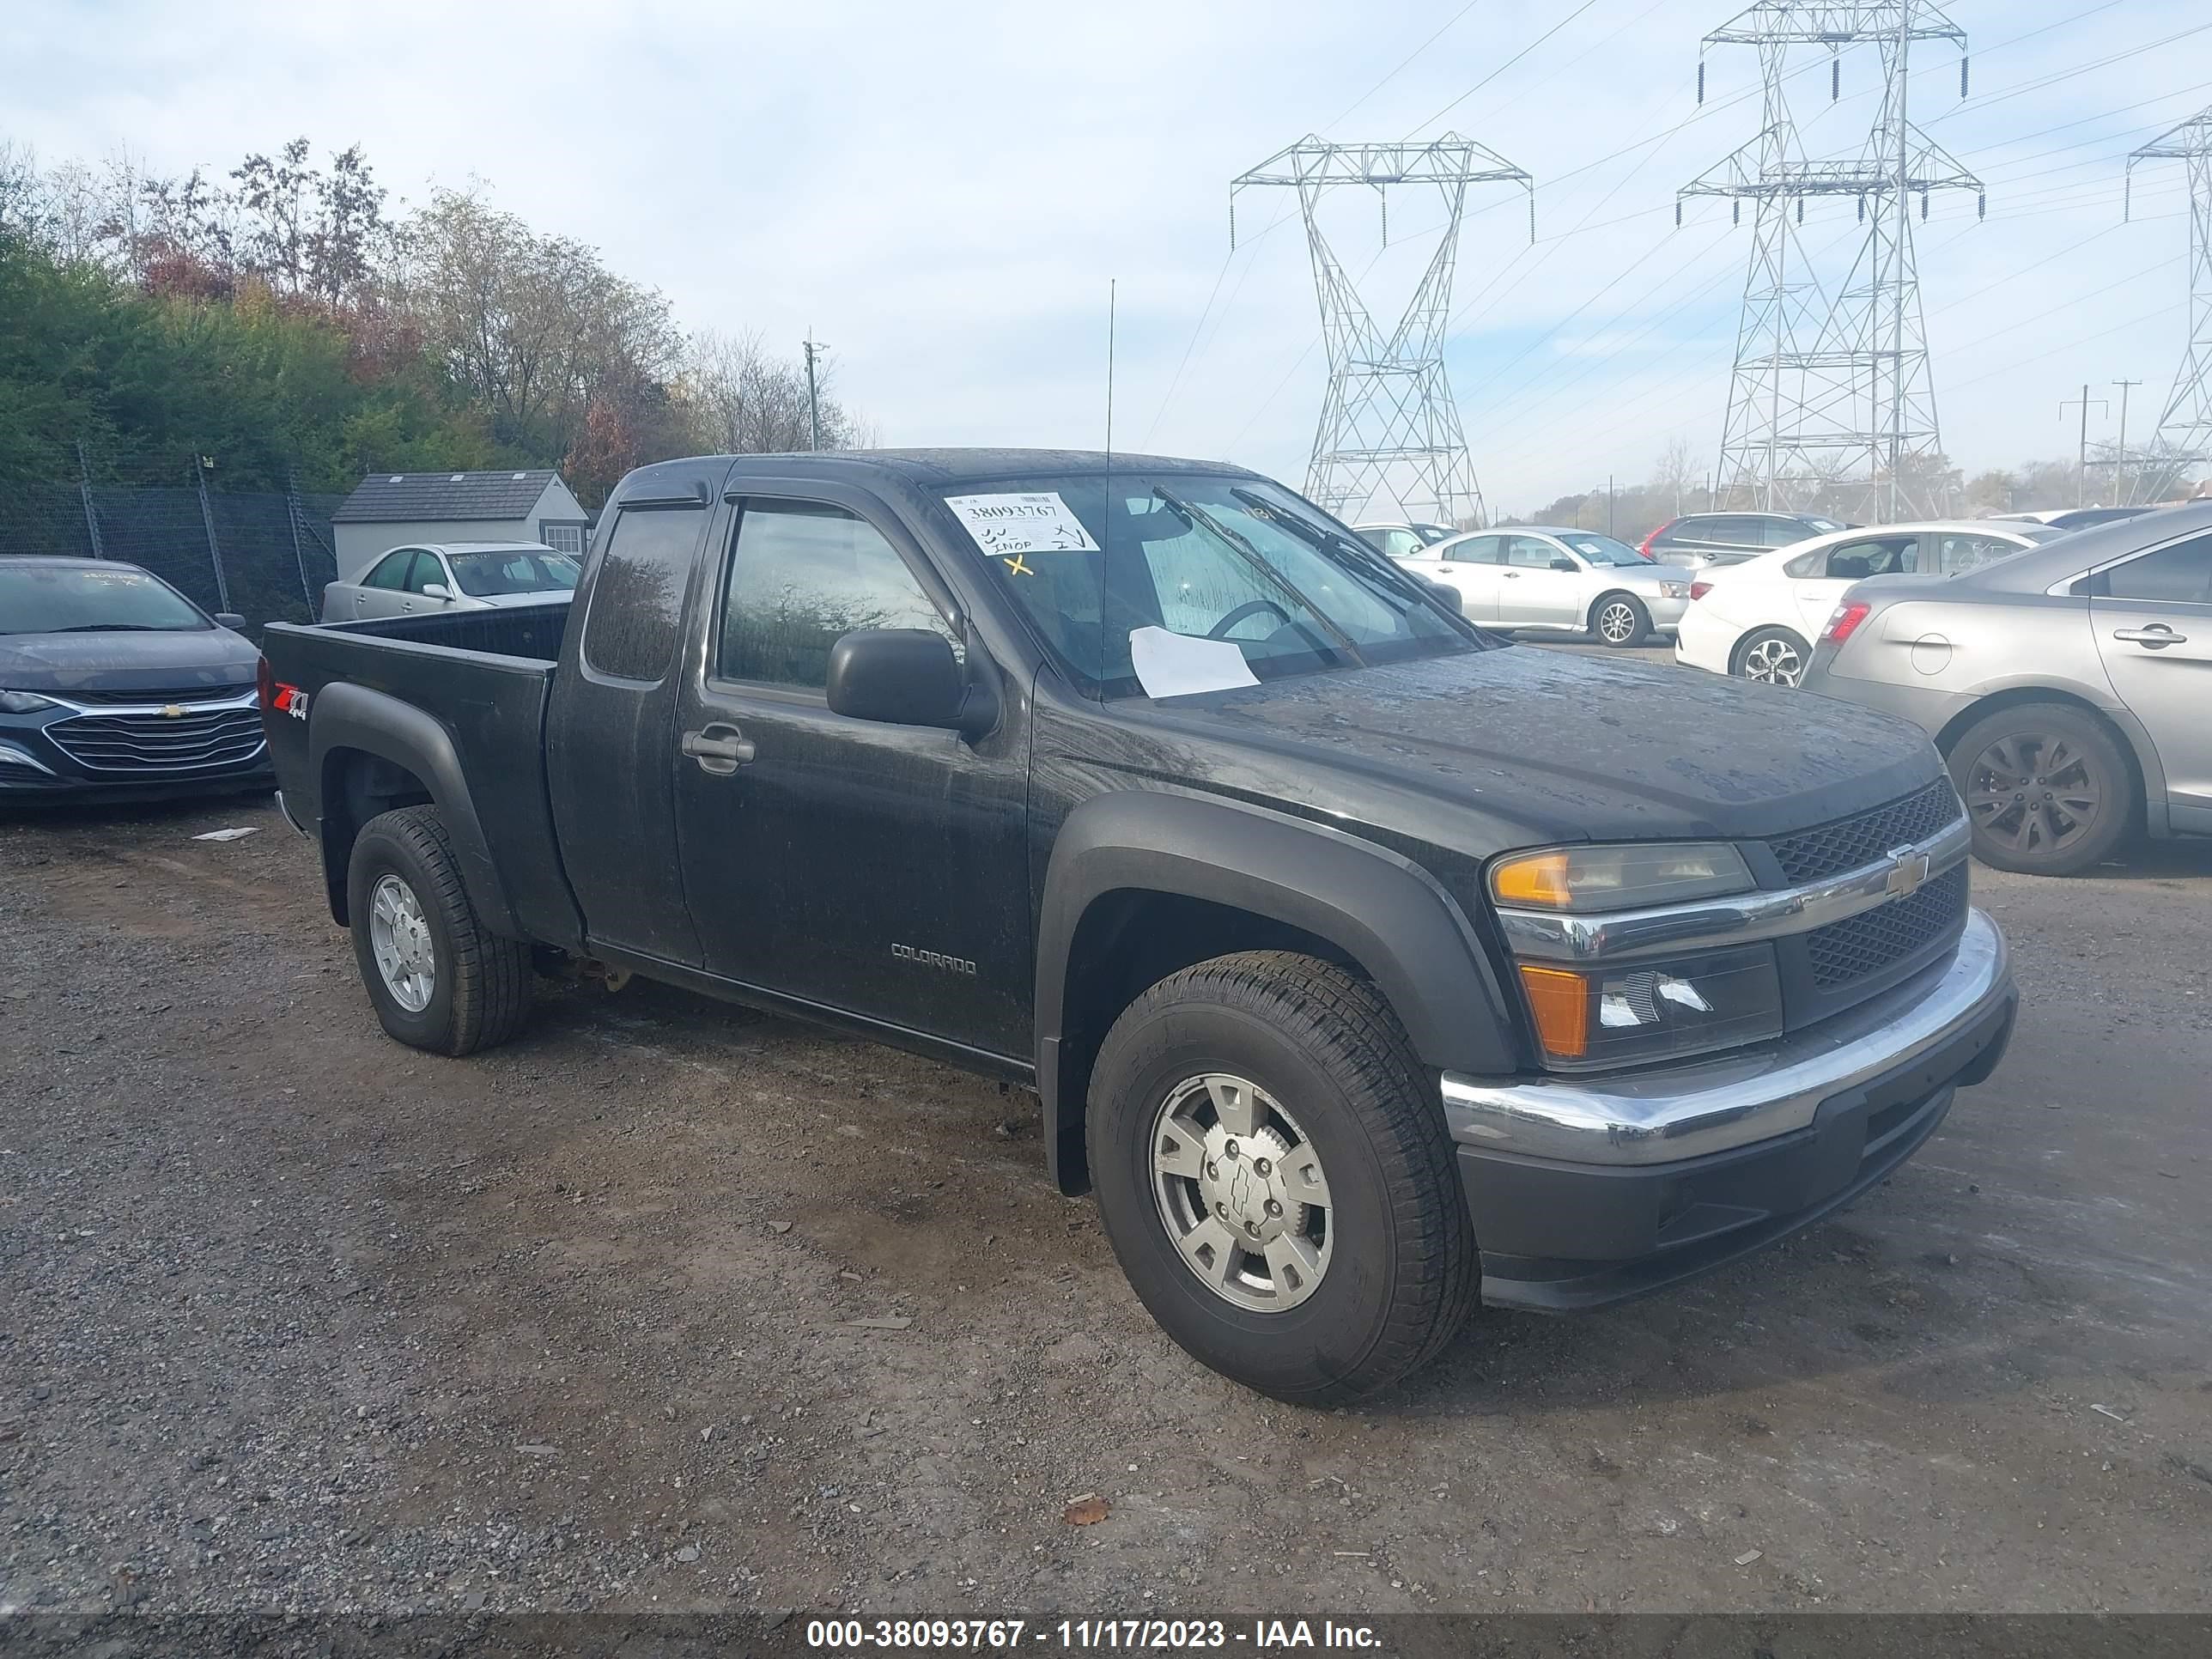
[0,479,347,635]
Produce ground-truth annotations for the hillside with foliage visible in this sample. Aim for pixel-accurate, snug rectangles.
[0,137,862,505]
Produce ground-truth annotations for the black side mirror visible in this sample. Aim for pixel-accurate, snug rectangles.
[826,629,990,735]
[213,611,247,629]
[1549,558,1577,573]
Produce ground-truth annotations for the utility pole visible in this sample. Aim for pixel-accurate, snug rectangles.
[2061,385,2107,506]
[76,441,105,560]
[802,333,826,452]
[1607,474,1616,535]
[2112,379,2144,503]
[191,453,233,614]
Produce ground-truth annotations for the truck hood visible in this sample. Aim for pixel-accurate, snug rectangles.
[0,627,260,696]
[1095,645,1944,848]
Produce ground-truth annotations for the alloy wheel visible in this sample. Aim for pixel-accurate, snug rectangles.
[1738,634,1804,686]
[368,872,436,1013]
[1597,601,1640,644]
[1150,1073,1333,1313]
[1964,732,2102,861]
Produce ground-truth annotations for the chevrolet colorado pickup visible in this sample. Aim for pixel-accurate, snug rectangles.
[259,449,2018,1402]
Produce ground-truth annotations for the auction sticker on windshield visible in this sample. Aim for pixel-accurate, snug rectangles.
[946,492,1100,557]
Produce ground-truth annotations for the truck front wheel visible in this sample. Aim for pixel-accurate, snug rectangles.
[1087,951,1477,1403]
[347,805,533,1056]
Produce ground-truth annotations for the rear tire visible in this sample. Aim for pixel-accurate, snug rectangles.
[1086,951,1476,1404]
[1732,625,1810,687]
[348,805,533,1054]
[1592,592,1650,647]
[1945,703,2133,876]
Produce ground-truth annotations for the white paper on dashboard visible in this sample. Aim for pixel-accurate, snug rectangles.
[1127,626,1261,699]
[944,491,1100,557]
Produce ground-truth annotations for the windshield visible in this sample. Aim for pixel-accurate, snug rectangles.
[1413,523,1456,544]
[0,563,210,635]
[1558,532,1647,566]
[1803,516,1844,533]
[447,549,580,598]
[939,473,1485,699]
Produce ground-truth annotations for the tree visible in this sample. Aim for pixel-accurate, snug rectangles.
[1649,435,1699,517]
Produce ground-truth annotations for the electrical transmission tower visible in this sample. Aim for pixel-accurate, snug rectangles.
[2128,105,2212,492]
[1232,137,1532,526]
[1682,3,1981,520]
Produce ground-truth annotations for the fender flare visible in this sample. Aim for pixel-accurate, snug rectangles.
[1034,791,1522,1192]
[307,681,522,937]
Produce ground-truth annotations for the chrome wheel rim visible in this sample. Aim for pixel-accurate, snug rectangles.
[1150,1073,1332,1313]
[1597,601,1638,643]
[368,872,436,1013]
[1965,732,2102,860]
[1739,635,1803,686]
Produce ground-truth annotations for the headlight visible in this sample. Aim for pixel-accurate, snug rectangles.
[1489,842,1753,912]
[1516,944,1784,1066]
[1657,580,1691,599]
[0,690,59,714]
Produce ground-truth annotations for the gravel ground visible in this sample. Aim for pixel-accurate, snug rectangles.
[3,719,2209,1621]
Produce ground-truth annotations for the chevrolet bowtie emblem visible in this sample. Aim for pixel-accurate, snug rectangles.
[1884,846,1930,899]
[161,704,185,719]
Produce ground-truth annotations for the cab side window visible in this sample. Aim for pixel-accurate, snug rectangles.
[1506,537,1565,569]
[403,555,448,595]
[1376,528,1427,559]
[582,507,706,683]
[718,501,957,690]
[1822,537,1917,580]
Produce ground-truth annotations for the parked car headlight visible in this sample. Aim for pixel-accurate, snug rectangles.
[1489,842,1753,912]
[1656,580,1691,599]
[0,690,60,714]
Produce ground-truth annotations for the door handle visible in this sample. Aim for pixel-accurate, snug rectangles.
[682,725,757,775]
[2112,624,2187,647]
[1502,572,1521,580]
[1437,563,1455,573]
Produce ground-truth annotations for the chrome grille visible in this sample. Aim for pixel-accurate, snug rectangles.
[1806,865,1968,988]
[47,704,264,774]
[1768,780,1962,884]
[58,684,251,707]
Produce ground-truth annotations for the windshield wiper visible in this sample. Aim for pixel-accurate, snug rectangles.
[1227,487,1443,615]
[52,623,170,632]
[1151,489,1366,666]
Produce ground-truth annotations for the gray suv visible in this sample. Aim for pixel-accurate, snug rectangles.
[1801,504,2212,876]
[1641,510,1849,571]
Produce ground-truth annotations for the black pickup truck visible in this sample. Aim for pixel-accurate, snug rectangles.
[260,449,2018,1401]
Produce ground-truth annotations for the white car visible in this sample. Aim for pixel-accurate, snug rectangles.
[322,543,580,623]
[1673,520,2067,686]
[1393,526,1692,646]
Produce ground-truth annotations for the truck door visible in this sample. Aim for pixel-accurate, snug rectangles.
[547,492,713,967]
[672,487,1031,1057]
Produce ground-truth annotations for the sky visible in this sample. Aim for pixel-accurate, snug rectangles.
[4,0,2209,517]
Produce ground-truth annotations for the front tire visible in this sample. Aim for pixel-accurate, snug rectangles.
[1733,625,1810,687]
[1592,592,1650,647]
[348,805,534,1055]
[1087,951,1476,1404]
[1946,703,2133,876]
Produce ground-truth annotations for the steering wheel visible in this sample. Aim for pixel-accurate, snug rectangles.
[1207,599,1294,640]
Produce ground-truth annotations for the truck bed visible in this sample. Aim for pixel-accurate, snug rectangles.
[259,601,581,947]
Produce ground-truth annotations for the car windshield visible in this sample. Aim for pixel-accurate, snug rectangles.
[0,563,210,635]
[1413,523,1456,543]
[447,550,580,598]
[1558,532,1647,565]
[939,472,1485,699]
[1802,516,1844,532]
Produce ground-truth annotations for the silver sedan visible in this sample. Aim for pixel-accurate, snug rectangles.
[322,543,578,623]
[1800,503,2212,876]
[1391,526,1692,647]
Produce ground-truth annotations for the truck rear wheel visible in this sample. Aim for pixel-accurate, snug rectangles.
[1087,951,1476,1404]
[347,805,533,1056]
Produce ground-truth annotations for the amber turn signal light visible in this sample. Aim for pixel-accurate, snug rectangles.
[1517,964,1591,1060]
[1491,850,1573,908]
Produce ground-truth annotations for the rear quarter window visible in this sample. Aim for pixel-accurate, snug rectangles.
[582,507,706,681]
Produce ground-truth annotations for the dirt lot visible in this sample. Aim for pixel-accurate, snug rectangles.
[3,755,2209,1620]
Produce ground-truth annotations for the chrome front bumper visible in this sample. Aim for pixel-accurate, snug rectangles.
[1441,908,2012,1167]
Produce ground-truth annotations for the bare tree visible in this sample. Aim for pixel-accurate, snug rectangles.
[1649,435,1699,516]
[681,329,867,453]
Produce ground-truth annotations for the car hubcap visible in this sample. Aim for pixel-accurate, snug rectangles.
[1740,635,1802,686]
[1150,1073,1332,1313]
[1966,733,2100,859]
[1599,603,1638,642]
[368,873,436,1013]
